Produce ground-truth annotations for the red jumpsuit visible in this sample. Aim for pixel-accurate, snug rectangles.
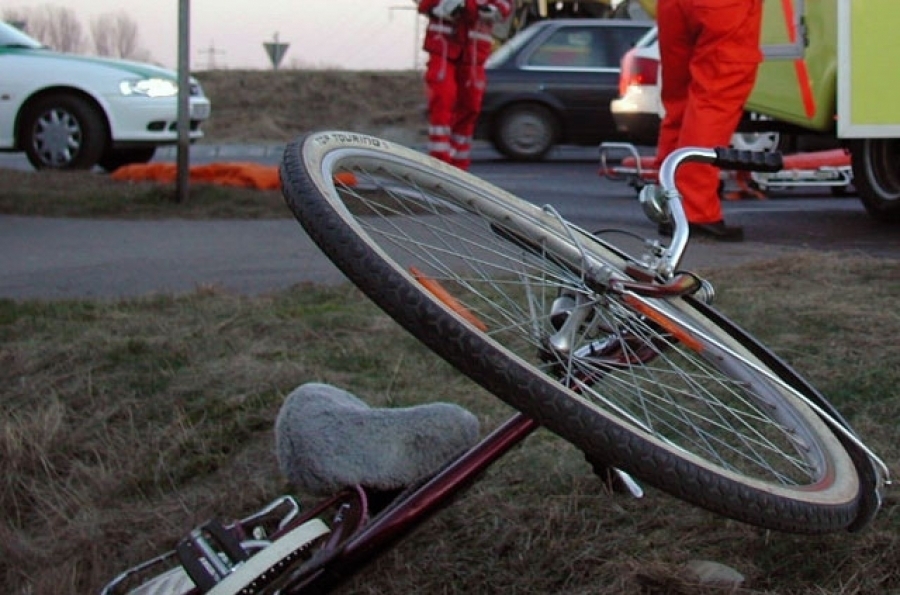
[451,0,512,170]
[419,0,466,165]
[655,0,764,224]
[419,0,511,170]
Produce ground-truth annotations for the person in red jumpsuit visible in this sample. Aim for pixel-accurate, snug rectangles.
[450,0,512,170]
[418,0,511,171]
[655,0,764,241]
[419,0,467,165]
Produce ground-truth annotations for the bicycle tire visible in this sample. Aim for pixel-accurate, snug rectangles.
[280,131,870,534]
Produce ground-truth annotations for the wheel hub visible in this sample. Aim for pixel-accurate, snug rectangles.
[34,109,81,166]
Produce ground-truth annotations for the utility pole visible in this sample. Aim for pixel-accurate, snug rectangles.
[176,0,190,203]
[199,40,226,70]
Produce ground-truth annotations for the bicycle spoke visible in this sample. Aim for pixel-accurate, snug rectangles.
[328,167,824,485]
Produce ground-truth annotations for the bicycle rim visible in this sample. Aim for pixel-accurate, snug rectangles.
[280,131,864,533]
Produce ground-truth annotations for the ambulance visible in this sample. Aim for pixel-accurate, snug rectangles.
[635,0,900,222]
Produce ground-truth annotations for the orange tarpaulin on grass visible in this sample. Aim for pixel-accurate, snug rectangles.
[110,162,281,190]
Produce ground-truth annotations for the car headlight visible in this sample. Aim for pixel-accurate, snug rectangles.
[119,78,179,98]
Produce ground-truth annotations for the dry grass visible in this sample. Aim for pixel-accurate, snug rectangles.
[0,167,289,219]
[1,253,899,594]
[193,70,427,145]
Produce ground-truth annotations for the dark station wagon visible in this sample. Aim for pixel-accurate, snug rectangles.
[475,18,653,161]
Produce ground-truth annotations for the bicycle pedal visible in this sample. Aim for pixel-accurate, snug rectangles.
[102,497,307,595]
[176,520,250,590]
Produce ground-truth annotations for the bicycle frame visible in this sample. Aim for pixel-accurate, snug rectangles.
[283,413,540,593]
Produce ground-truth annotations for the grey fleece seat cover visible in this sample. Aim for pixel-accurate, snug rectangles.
[275,383,480,495]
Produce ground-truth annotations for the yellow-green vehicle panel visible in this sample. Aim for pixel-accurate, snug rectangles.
[837,0,900,137]
[748,0,900,222]
[749,0,900,137]
[746,0,837,133]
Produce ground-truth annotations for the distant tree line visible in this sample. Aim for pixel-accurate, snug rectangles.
[3,4,152,62]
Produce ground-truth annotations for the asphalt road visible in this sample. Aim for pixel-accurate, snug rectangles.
[2,144,898,300]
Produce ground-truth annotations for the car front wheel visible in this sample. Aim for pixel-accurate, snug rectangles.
[492,103,557,161]
[21,94,107,170]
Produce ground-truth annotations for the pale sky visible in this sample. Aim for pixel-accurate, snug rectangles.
[19,1,426,70]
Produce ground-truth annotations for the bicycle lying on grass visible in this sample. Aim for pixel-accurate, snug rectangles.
[104,131,890,595]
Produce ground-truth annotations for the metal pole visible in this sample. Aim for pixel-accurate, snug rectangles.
[176,0,191,203]
[273,32,280,71]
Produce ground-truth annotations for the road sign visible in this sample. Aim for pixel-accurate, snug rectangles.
[264,40,290,70]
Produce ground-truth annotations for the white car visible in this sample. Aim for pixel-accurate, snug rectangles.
[609,26,660,146]
[0,21,211,171]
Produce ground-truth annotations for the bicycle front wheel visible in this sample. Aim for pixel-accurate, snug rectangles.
[280,131,870,533]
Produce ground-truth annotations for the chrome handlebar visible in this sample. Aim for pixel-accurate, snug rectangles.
[639,146,783,278]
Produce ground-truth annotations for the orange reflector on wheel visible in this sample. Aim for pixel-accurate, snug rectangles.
[409,266,488,332]
[333,171,358,186]
[623,294,703,353]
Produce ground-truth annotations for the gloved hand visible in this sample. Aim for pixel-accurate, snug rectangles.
[478,4,501,22]
[432,0,464,18]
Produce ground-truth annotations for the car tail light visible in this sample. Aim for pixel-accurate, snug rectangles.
[618,51,659,97]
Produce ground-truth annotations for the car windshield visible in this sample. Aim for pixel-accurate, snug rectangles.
[0,21,45,49]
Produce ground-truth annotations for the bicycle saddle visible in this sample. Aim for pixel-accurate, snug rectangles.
[275,383,480,495]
